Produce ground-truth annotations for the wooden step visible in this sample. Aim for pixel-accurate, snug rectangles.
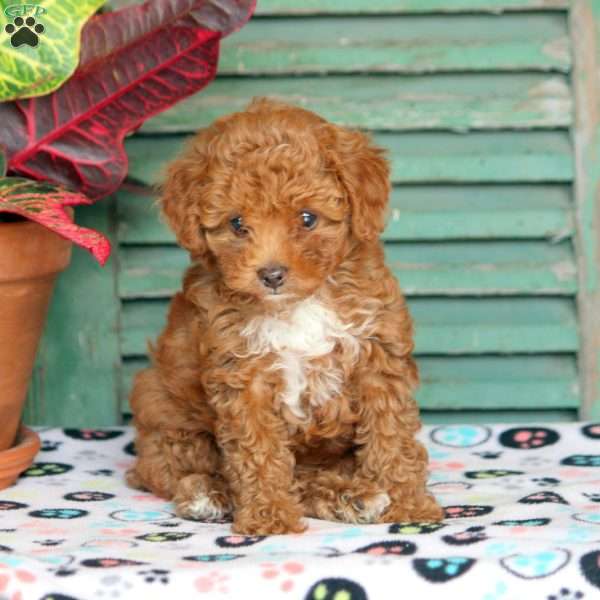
[125,131,573,186]
[119,354,579,414]
[117,240,577,299]
[116,184,573,244]
[106,0,570,15]
[143,73,571,133]
[255,0,569,15]
[119,296,578,357]
[219,12,569,74]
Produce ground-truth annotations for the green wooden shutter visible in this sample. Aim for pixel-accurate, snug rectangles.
[28,0,600,425]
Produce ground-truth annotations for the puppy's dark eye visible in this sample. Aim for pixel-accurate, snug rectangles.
[300,211,318,230]
[229,215,248,236]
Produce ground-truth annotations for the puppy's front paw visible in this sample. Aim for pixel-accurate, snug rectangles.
[233,502,306,535]
[383,493,444,523]
[174,474,232,522]
[338,490,391,524]
[176,492,231,522]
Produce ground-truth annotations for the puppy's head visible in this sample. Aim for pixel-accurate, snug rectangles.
[161,98,389,303]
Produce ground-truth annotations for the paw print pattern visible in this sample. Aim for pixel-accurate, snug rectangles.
[519,456,554,468]
[40,440,62,452]
[33,539,65,546]
[195,570,230,594]
[572,512,600,525]
[0,501,28,510]
[109,509,175,522]
[21,462,73,477]
[29,508,88,519]
[442,526,488,546]
[136,532,193,542]
[581,550,600,590]
[533,477,560,487]
[548,589,584,600]
[354,540,417,556]
[4,16,44,47]
[81,558,146,568]
[493,518,551,527]
[305,578,367,600]
[64,491,115,502]
[261,561,304,592]
[561,455,600,467]
[64,429,124,441]
[519,491,568,505]
[389,522,446,535]
[123,441,136,456]
[444,505,494,519]
[183,554,243,563]
[86,469,114,476]
[473,451,502,459]
[582,423,600,439]
[139,569,170,584]
[93,574,133,597]
[413,557,476,583]
[215,535,265,548]
[499,427,559,449]
[501,549,571,579]
[431,425,491,448]
[583,493,600,503]
[465,469,524,480]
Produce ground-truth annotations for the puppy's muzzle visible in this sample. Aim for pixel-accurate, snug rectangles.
[257,264,288,290]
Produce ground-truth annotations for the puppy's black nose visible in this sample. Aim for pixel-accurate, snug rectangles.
[257,264,288,290]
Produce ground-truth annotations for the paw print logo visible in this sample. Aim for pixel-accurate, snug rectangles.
[4,16,44,48]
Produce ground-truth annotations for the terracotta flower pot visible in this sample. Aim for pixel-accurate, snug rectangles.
[0,426,41,489]
[0,217,71,487]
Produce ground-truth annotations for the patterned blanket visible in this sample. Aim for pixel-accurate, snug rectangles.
[0,423,599,600]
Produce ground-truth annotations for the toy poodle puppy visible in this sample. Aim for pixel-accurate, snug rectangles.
[126,98,443,534]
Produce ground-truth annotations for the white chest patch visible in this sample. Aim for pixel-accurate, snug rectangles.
[240,298,359,417]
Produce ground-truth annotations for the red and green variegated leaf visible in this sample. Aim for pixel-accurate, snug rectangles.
[0,177,111,264]
[0,0,256,199]
[0,147,5,177]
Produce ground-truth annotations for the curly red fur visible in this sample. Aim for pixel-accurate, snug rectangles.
[127,98,443,534]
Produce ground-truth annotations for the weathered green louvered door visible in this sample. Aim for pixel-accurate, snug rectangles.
[26,0,600,426]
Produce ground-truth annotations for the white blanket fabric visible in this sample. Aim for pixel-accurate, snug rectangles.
[0,423,599,600]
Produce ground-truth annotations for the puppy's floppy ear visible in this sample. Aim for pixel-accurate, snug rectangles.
[323,124,390,242]
[159,130,213,258]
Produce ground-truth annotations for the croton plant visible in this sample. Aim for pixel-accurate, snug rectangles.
[0,0,255,265]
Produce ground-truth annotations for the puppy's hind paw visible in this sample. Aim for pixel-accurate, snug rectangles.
[125,467,146,491]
